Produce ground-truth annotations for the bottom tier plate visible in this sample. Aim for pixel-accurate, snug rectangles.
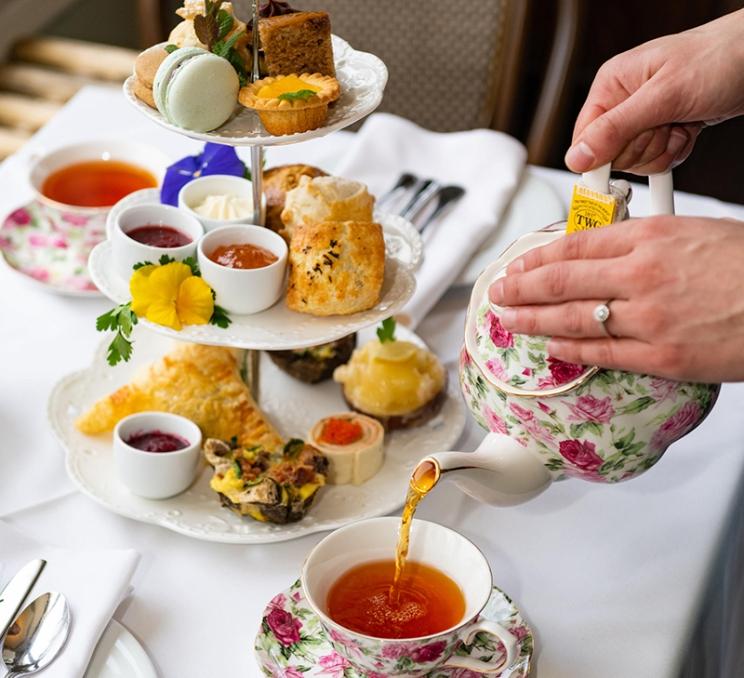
[48,326,466,544]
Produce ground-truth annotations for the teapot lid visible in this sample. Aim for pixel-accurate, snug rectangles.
[465,224,598,397]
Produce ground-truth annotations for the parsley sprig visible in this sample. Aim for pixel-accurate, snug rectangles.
[377,317,397,343]
[96,303,138,366]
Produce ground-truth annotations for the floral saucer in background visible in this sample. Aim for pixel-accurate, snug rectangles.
[0,200,104,296]
[254,580,533,678]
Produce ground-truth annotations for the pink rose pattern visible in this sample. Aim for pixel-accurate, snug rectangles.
[559,439,604,473]
[487,311,514,348]
[410,640,447,663]
[317,652,350,676]
[509,402,555,445]
[651,401,703,452]
[567,395,615,423]
[476,306,590,392]
[1,200,103,292]
[484,406,509,435]
[460,332,716,484]
[547,356,585,385]
[266,608,302,646]
[257,580,533,678]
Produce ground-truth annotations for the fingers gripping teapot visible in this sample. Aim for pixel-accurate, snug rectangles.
[424,168,719,505]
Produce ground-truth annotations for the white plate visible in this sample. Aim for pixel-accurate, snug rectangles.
[48,326,466,544]
[124,36,387,147]
[89,214,418,351]
[455,170,566,286]
[84,620,157,678]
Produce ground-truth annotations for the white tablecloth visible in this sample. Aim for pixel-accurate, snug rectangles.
[2,87,744,678]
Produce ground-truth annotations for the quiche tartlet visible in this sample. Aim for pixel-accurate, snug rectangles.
[239,73,340,135]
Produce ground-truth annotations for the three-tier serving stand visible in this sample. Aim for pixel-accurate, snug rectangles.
[65,4,466,544]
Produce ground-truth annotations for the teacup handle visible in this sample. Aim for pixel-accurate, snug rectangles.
[440,619,518,674]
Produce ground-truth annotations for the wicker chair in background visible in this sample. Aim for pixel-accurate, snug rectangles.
[304,0,582,164]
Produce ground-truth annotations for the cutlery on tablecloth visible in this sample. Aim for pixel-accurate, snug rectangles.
[2,592,71,677]
[377,172,418,210]
[398,178,442,221]
[0,561,46,642]
[417,184,465,233]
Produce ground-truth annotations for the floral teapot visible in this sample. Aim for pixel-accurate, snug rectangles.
[424,168,719,505]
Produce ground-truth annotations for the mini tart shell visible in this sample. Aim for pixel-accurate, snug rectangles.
[238,73,340,136]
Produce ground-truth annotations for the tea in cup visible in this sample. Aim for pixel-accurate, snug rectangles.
[29,140,168,213]
[301,516,520,676]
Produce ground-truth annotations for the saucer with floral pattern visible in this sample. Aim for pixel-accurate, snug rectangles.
[254,579,533,677]
[1,200,103,296]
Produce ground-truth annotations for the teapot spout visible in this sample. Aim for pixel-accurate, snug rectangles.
[424,433,553,506]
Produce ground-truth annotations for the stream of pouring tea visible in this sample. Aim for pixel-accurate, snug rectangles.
[391,459,439,601]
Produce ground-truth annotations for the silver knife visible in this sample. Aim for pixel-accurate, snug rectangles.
[0,559,46,640]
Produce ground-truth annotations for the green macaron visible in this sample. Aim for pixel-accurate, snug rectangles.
[153,47,239,133]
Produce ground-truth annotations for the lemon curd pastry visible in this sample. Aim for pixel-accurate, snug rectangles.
[75,343,283,451]
[239,73,340,136]
[281,175,374,240]
[334,336,447,431]
[286,220,384,316]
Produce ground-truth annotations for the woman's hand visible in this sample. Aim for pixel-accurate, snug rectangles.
[566,9,744,175]
[488,217,744,382]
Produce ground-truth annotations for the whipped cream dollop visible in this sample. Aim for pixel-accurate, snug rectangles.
[193,194,253,220]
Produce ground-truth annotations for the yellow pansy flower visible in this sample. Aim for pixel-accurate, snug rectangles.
[129,262,214,331]
[177,276,214,325]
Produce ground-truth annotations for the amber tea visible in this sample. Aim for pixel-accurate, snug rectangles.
[393,458,440,592]
[326,559,465,639]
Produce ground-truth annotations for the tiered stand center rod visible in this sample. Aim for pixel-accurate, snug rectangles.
[248,0,265,399]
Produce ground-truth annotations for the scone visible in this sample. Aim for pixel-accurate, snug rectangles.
[258,11,335,77]
[264,164,327,235]
[286,220,384,316]
[132,44,168,108]
[281,175,375,240]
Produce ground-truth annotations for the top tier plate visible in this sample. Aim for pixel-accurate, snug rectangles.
[123,36,387,146]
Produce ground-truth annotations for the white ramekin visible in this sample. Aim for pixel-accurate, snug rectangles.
[113,411,202,499]
[197,224,288,315]
[111,203,203,281]
[178,174,259,232]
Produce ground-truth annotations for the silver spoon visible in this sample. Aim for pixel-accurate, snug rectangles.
[2,592,71,677]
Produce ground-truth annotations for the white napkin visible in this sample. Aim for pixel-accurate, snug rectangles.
[0,520,139,677]
[334,113,526,327]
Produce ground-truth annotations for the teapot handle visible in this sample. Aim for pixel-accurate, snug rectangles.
[583,164,675,216]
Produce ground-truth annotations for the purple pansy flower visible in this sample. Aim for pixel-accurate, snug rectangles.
[160,143,247,206]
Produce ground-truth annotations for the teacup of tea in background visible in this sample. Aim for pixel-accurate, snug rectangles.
[29,139,167,214]
[301,516,520,676]
[1,139,169,293]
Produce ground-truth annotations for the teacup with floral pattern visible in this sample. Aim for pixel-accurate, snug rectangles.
[301,517,521,677]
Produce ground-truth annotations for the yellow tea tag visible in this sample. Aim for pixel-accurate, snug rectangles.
[566,184,618,234]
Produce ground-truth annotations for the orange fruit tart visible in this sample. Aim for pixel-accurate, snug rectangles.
[239,73,340,135]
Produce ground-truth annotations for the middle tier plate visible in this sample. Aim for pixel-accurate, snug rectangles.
[88,214,418,350]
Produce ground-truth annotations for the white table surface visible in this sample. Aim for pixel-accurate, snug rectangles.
[2,86,744,678]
